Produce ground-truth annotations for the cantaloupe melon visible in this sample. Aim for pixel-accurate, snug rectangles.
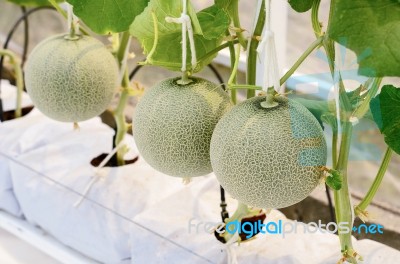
[133,77,232,177]
[210,95,327,209]
[25,34,118,122]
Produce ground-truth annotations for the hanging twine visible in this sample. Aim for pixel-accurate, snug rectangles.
[67,3,80,36]
[256,0,281,94]
[165,0,197,72]
[73,139,126,207]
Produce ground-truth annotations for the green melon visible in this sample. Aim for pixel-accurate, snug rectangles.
[25,34,118,122]
[210,95,327,209]
[133,77,232,177]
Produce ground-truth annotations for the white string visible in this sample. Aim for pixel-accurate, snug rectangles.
[66,3,80,35]
[75,14,80,35]
[182,15,188,72]
[67,4,73,31]
[265,0,272,31]
[165,0,197,72]
[182,0,187,13]
[73,139,126,207]
[333,46,355,226]
[185,15,197,69]
[256,0,281,94]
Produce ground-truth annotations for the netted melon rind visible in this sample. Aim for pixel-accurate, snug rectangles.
[210,96,327,209]
[133,77,232,178]
[25,34,118,122]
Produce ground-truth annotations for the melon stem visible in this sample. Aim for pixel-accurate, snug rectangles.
[178,71,192,85]
[114,71,130,166]
[355,147,393,215]
[0,49,23,118]
[113,31,132,166]
[48,0,90,36]
[333,122,357,264]
[226,30,237,104]
[313,0,358,261]
[246,0,265,99]
[260,94,278,109]
[66,3,80,40]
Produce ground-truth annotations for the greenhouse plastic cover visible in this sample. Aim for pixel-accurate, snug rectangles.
[0,107,399,263]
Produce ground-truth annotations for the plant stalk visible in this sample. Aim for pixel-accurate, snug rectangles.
[226,30,237,104]
[246,0,265,99]
[280,36,323,85]
[227,44,241,87]
[231,0,247,49]
[352,78,382,120]
[114,71,130,166]
[48,0,90,36]
[0,49,23,118]
[311,0,322,37]
[334,121,357,264]
[197,39,240,67]
[313,0,357,261]
[113,31,131,166]
[356,147,393,212]
[332,131,338,168]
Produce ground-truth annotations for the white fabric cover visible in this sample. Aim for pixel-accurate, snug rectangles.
[0,110,43,216]
[8,114,187,263]
[0,80,34,216]
[1,107,399,263]
[130,176,400,263]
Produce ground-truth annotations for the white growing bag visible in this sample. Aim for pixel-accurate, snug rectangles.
[0,110,43,216]
[0,80,34,216]
[3,111,400,263]
[8,117,187,263]
[130,175,400,264]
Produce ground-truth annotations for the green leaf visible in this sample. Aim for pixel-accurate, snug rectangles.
[6,0,62,7]
[197,5,230,40]
[66,0,150,34]
[326,170,342,190]
[328,0,400,77]
[215,0,233,10]
[370,85,400,154]
[321,113,337,132]
[215,0,235,18]
[130,1,229,72]
[293,98,330,128]
[288,0,314,13]
[187,5,203,36]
